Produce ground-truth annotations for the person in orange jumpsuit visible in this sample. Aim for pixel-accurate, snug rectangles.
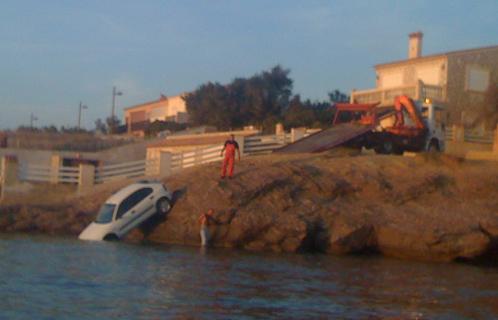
[220,134,240,179]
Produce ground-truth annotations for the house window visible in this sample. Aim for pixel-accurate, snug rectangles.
[466,66,489,92]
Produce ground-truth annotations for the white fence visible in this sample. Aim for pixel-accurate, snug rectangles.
[18,164,80,184]
[12,131,316,187]
[12,132,321,186]
[170,144,224,172]
[95,158,159,184]
[445,127,495,144]
[244,134,291,154]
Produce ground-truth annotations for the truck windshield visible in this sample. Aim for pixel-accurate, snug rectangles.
[95,204,116,224]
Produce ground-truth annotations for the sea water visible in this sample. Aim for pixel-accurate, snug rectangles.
[0,234,497,319]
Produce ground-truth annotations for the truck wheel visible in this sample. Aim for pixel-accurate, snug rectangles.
[428,140,440,152]
[392,146,404,155]
[156,197,172,216]
[104,234,119,241]
[374,140,393,154]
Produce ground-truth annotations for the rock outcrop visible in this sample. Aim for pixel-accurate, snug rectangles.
[2,150,498,263]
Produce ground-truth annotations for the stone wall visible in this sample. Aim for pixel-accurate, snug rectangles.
[446,47,498,126]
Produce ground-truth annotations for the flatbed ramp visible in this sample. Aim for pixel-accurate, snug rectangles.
[273,124,375,153]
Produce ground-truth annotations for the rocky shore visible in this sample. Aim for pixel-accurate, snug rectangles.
[1,150,498,263]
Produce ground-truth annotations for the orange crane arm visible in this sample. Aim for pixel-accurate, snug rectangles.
[394,95,425,130]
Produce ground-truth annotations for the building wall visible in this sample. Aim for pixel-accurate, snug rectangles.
[130,110,147,123]
[167,95,187,119]
[445,47,498,126]
[124,94,188,126]
[150,106,168,122]
[376,56,447,89]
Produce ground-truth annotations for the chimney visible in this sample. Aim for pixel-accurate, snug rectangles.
[408,31,423,59]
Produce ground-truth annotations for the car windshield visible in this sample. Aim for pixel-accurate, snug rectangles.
[95,204,116,224]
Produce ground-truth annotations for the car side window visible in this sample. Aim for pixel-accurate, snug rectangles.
[116,188,153,219]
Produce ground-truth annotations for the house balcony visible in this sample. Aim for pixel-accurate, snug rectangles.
[350,81,446,106]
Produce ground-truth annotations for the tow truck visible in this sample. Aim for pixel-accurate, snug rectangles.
[274,95,445,155]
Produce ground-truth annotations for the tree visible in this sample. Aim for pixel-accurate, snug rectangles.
[244,65,293,131]
[106,116,121,129]
[184,82,233,130]
[95,118,107,134]
[310,101,335,128]
[282,95,315,129]
[184,65,293,132]
[43,125,58,133]
[60,126,80,133]
[328,90,350,103]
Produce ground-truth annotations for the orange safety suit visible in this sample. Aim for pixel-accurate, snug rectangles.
[221,140,239,178]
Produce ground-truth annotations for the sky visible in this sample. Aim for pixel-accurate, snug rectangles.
[1,0,498,130]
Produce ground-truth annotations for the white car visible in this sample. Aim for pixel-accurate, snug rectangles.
[78,180,172,241]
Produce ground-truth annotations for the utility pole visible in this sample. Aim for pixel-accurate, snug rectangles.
[78,101,87,132]
[30,113,38,129]
[110,86,122,135]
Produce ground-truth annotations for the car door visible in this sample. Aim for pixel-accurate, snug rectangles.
[115,187,154,235]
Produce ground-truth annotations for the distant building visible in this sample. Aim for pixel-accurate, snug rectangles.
[123,94,189,136]
[351,31,498,125]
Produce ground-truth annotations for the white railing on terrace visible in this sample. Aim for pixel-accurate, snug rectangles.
[351,82,444,106]
[94,158,159,184]
[18,164,80,184]
[464,131,495,144]
[445,127,495,144]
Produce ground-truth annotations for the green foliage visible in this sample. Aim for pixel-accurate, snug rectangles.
[282,95,315,129]
[184,65,348,132]
[106,116,121,128]
[281,96,334,130]
[95,118,107,134]
[184,65,293,131]
[43,125,58,133]
[144,120,189,137]
[328,90,350,103]
[60,126,80,133]
[17,125,41,132]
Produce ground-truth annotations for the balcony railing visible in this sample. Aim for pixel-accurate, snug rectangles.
[351,82,445,106]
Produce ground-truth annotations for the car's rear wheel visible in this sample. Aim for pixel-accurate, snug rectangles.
[104,234,119,241]
[156,197,172,216]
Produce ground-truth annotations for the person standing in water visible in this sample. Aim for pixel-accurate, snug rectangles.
[198,208,215,246]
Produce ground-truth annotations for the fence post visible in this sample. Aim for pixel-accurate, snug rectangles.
[494,124,498,153]
[234,135,245,156]
[78,164,95,191]
[453,125,464,142]
[1,155,19,187]
[291,128,305,143]
[159,151,172,177]
[275,123,284,135]
[50,155,61,184]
